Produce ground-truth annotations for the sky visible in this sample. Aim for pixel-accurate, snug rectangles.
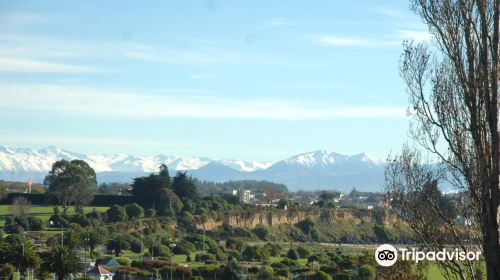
[0,0,431,161]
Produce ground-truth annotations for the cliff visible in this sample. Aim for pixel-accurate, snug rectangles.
[197,208,394,230]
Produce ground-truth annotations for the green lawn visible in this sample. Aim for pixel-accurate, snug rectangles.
[0,204,109,225]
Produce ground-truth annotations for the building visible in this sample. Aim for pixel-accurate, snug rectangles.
[86,265,114,280]
[239,190,252,204]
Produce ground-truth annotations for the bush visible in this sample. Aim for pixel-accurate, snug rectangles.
[226,238,245,251]
[287,248,299,260]
[116,257,131,267]
[358,264,376,280]
[129,238,143,254]
[145,208,156,217]
[226,250,242,261]
[174,241,196,254]
[253,225,271,241]
[335,270,357,280]
[271,262,289,277]
[297,245,311,258]
[311,271,332,280]
[264,243,282,257]
[125,203,144,220]
[195,253,216,263]
[107,204,127,223]
[281,258,299,268]
[27,216,45,231]
[208,247,227,262]
[151,245,171,258]
[242,245,270,262]
[258,266,275,279]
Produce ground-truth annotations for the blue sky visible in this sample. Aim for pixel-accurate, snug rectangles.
[0,1,430,161]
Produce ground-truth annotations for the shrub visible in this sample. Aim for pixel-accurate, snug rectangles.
[195,253,216,263]
[242,245,270,262]
[116,257,131,267]
[129,238,143,254]
[297,245,311,258]
[258,266,275,279]
[226,238,245,251]
[311,271,332,280]
[27,216,45,231]
[253,225,271,241]
[151,245,171,258]
[145,208,156,217]
[281,258,299,268]
[358,264,376,280]
[125,203,144,220]
[106,205,127,223]
[264,242,282,257]
[208,247,227,262]
[287,248,300,260]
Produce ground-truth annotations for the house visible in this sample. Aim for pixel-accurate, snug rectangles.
[239,190,252,204]
[96,256,121,268]
[86,265,114,280]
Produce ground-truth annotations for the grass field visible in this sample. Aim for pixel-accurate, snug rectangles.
[0,204,109,225]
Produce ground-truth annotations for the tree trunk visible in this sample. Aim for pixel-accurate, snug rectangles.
[485,0,500,279]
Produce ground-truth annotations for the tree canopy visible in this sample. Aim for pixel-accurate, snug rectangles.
[44,159,96,209]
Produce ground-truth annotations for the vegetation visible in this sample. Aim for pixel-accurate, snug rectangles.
[44,159,97,209]
[388,0,500,279]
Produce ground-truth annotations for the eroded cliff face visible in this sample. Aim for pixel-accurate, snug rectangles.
[197,208,394,230]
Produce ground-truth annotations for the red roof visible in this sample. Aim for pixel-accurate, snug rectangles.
[87,265,113,276]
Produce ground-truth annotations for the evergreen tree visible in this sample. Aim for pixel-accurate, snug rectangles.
[172,172,200,202]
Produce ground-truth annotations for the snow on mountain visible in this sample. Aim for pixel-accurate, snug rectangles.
[0,145,272,175]
[0,146,386,191]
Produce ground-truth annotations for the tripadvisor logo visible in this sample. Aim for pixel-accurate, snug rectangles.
[375,244,398,267]
[374,244,482,267]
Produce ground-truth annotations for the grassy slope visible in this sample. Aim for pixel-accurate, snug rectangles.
[0,205,109,225]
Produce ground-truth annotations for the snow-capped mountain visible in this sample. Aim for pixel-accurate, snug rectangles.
[0,145,270,173]
[0,146,385,191]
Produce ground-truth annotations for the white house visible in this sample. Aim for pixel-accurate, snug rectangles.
[86,265,114,280]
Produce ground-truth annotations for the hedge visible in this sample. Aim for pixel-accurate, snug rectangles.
[0,193,135,206]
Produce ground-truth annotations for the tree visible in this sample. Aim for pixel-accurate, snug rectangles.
[46,246,81,280]
[287,248,299,260]
[131,172,171,211]
[0,234,40,276]
[388,1,500,279]
[159,163,170,179]
[172,172,200,202]
[107,204,127,223]
[84,227,108,252]
[125,203,144,220]
[44,160,96,209]
[0,186,6,201]
[10,196,31,218]
[106,235,130,256]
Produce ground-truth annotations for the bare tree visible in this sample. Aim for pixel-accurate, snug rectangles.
[389,1,500,279]
[386,147,483,280]
[10,196,31,218]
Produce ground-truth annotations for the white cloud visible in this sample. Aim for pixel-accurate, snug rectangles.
[0,83,405,120]
[0,57,101,73]
[313,35,367,47]
[398,29,432,42]
[0,132,196,149]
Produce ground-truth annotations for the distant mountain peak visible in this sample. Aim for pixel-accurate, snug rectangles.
[0,145,386,191]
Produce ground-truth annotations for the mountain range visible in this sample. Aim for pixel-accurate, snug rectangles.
[0,145,386,192]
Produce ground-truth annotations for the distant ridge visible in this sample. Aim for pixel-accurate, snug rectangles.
[0,145,385,191]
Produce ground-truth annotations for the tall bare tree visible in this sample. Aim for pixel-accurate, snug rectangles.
[389,1,500,279]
